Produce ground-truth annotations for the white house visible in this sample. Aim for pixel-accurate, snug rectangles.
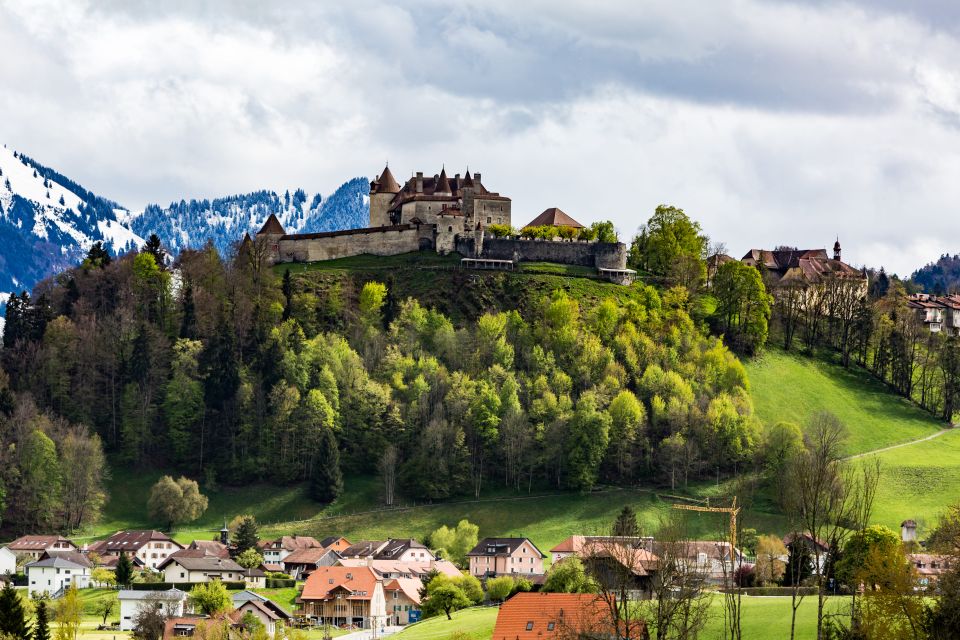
[86,530,183,571]
[157,550,245,583]
[26,554,92,596]
[232,591,291,635]
[117,588,187,631]
[0,547,17,576]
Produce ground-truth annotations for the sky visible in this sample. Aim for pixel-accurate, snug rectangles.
[2,0,960,276]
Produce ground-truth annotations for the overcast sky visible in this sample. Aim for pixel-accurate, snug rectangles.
[3,0,960,276]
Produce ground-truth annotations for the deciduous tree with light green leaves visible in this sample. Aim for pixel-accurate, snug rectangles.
[429,519,479,567]
[189,581,231,615]
[632,205,707,285]
[147,475,208,530]
[542,557,595,593]
[485,576,515,603]
[712,260,772,355]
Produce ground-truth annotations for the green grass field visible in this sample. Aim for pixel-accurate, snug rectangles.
[745,348,946,455]
[394,595,841,640]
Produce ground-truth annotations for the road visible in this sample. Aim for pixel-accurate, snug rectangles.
[843,427,952,460]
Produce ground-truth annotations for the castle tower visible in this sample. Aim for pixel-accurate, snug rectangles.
[833,238,841,261]
[370,164,400,227]
[256,213,286,265]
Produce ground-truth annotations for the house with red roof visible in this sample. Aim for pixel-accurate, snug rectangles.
[298,565,423,627]
[492,592,648,640]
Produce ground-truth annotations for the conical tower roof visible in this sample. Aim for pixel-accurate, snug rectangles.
[462,167,474,187]
[257,213,286,236]
[375,164,400,193]
[435,166,451,195]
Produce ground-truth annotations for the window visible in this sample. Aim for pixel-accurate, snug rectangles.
[487,217,492,224]
[525,622,534,631]
[547,623,555,631]
[448,226,453,232]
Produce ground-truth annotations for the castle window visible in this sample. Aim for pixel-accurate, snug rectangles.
[487,217,492,223]
[448,226,453,232]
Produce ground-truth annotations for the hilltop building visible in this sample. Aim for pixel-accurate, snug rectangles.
[249,164,629,276]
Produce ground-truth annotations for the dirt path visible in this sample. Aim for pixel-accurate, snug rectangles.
[844,428,952,460]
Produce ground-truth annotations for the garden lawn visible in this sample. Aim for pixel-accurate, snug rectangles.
[396,606,498,640]
[745,348,945,455]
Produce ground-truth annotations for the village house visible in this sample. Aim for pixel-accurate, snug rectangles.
[87,530,183,571]
[298,565,422,627]
[187,539,230,558]
[337,557,462,580]
[654,541,744,585]
[907,294,960,335]
[158,549,246,583]
[578,541,660,600]
[908,554,953,591]
[6,535,77,561]
[0,546,17,576]
[374,539,436,562]
[163,614,241,639]
[232,591,291,635]
[549,535,653,564]
[260,535,332,564]
[783,533,830,575]
[741,242,867,308]
[282,547,343,580]
[118,588,188,631]
[25,551,92,596]
[340,540,390,558]
[491,592,648,640]
[467,537,545,579]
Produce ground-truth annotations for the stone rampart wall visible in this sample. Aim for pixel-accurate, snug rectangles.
[456,236,627,269]
[278,225,423,262]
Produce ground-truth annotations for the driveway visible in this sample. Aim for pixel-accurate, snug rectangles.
[337,626,404,640]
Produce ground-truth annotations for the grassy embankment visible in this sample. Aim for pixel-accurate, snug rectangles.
[394,595,840,640]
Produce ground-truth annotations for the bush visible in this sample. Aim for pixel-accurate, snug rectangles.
[266,578,296,588]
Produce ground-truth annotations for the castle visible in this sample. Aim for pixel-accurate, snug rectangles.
[253,164,630,277]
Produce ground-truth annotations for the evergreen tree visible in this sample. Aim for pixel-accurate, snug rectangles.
[83,241,112,269]
[143,233,166,270]
[311,427,343,503]
[0,582,30,638]
[115,550,134,587]
[282,268,293,321]
[33,600,50,640]
[179,281,197,339]
[232,516,260,554]
[783,539,813,587]
[612,505,639,537]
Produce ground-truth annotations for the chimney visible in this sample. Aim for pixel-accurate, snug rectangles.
[901,520,917,543]
[416,172,423,194]
[473,172,481,184]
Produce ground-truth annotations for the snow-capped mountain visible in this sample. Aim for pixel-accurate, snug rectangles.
[130,177,369,255]
[0,144,369,318]
[0,144,142,297]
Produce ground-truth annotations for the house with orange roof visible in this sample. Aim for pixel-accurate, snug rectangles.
[491,592,648,640]
[299,565,422,627]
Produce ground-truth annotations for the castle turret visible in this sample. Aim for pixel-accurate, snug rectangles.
[833,238,842,261]
[256,213,286,264]
[370,164,400,227]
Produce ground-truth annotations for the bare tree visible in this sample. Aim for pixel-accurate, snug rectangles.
[786,411,861,640]
[379,445,398,506]
[581,534,655,640]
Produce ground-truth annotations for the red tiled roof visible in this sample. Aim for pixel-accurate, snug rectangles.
[373,165,401,194]
[7,535,76,551]
[301,566,379,601]
[88,530,179,554]
[492,593,646,640]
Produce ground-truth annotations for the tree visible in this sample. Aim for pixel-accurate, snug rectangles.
[91,567,117,587]
[33,600,50,640]
[147,475,209,530]
[564,392,611,491]
[754,535,787,586]
[310,427,343,503]
[83,241,111,269]
[281,268,293,321]
[232,516,261,554]
[712,260,771,355]
[606,392,644,483]
[927,556,960,636]
[542,557,594,593]
[359,281,388,328]
[115,551,134,587]
[835,524,901,589]
[54,585,81,640]
[93,597,116,626]
[143,234,166,269]
[379,445,398,507]
[16,429,62,531]
[236,548,264,569]
[854,545,926,640]
[428,520,479,567]
[421,575,472,620]
[58,427,108,530]
[634,205,707,283]
[0,582,29,638]
[485,576,515,604]
[189,581,231,615]
[131,597,171,640]
[612,505,640,537]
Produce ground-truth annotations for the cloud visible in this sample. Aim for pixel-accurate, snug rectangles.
[2,0,960,276]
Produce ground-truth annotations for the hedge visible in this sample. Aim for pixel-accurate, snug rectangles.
[718,586,818,596]
[266,578,296,589]
[129,581,247,591]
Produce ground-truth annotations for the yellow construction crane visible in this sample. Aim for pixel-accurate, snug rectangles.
[672,496,740,551]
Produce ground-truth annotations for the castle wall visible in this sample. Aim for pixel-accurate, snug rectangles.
[277,225,423,262]
[456,236,627,269]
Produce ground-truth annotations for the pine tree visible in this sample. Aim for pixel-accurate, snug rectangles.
[783,539,813,587]
[143,233,166,270]
[84,241,112,269]
[115,550,134,587]
[612,505,639,537]
[0,581,30,638]
[232,516,260,554]
[58,194,65,206]
[311,427,343,503]
[180,281,197,339]
[33,600,50,640]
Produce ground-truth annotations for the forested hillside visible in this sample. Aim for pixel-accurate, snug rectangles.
[0,227,758,535]
[912,253,960,294]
